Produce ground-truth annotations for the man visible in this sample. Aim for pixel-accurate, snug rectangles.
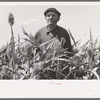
[34,8,73,79]
[35,8,73,53]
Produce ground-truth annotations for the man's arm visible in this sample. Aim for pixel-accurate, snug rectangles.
[61,30,73,57]
[61,29,72,52]
[34,31,41,46]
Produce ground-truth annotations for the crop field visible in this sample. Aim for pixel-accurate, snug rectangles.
[0,13,100,80]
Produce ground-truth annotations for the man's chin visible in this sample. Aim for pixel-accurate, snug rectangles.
[47,23,54,26]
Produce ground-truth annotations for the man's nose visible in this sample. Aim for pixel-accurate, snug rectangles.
[49,15,53,19]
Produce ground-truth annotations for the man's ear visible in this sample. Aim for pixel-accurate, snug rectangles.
[57,17,60,21]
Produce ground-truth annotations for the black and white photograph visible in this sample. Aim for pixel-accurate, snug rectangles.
[0,2,100,98]
[0,2,100,80]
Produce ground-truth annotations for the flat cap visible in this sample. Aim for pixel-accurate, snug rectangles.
[44,8,61,17]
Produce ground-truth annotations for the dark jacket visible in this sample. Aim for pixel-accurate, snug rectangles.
[35,25,73,53]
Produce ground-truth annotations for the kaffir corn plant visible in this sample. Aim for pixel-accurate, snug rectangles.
[8,12,16,79]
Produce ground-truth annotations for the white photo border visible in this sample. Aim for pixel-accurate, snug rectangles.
[0,2,100,98]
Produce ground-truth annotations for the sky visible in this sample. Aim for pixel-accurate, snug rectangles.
[0,2,100,48]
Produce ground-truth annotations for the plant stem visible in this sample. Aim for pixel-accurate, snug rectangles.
[10,25,15,79]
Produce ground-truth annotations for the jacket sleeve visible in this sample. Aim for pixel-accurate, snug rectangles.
[61,30,73,56]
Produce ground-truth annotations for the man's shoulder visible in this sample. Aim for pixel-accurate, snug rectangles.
[57,25,68,33]
[35,26,47,37]
[37,26,47,33]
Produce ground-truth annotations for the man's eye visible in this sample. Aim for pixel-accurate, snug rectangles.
[47,15,54,17]
[47,15,50,17]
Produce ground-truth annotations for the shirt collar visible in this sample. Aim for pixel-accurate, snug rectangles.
[46,25,58,33]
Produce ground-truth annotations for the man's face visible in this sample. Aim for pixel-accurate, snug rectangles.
[45,11,60,26]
